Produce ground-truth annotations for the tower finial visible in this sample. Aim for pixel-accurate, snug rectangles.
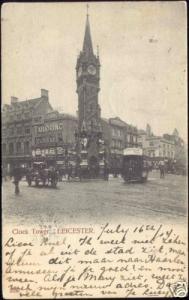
[83,3,93,54]
[86,3,89,18]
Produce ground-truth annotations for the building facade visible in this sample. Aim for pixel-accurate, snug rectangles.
[138,124,177,168]
[31,110,78,167]
[163,129,186,167]
[2,89,53,172]
[101,117,138,170]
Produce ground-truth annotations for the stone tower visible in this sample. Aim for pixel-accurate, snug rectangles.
[76,11,103,172]
[76,13,101,132]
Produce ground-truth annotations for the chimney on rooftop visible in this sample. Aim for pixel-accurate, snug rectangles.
[11,96,18,104]
[41,89,49,98]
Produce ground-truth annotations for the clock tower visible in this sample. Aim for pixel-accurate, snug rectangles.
[76,12,101,132]
[76,10,105,177]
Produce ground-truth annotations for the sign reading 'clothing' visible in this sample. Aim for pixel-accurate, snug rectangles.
[37,123,63,133]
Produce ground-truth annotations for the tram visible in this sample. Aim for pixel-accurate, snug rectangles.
[121,148,149,183]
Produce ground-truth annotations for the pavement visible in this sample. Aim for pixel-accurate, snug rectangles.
[2,171,187,226]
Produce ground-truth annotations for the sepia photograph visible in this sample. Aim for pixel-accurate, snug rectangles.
[2,1,188,298]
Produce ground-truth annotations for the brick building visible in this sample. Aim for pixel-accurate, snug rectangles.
[2,89,53,172]
[32,110,78,167]
[2,86,138,175]
[101,117,138,170]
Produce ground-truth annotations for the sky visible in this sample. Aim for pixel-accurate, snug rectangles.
[1,2,187,141]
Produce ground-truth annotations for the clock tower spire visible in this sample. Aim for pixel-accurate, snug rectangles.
[76,8,101,132]
[82,5,93,55]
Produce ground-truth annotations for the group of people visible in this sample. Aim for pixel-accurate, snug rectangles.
[2,158,167,196]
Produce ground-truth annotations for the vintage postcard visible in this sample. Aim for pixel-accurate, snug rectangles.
[1,1,188,298]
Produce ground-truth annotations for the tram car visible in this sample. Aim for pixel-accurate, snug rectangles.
[121,148,149,183]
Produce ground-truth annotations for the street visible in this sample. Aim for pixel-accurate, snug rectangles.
[2,171,187,226]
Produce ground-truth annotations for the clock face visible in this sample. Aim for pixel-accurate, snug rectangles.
[87,65,96,75]
[78,66,82,77]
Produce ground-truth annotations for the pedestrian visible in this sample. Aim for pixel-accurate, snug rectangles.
[159,160,165,179]
[67,163,73,181]
[11,164,23,195]
[104,160,109,181]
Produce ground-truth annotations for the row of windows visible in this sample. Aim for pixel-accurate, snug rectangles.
[5,112,31,122]
[162,143,173,149]
[127,135,137,143]
[16,113,30,120]
[2,142,30,155]
[112,139,122,149]
[35,135,63,144]
[149,141,174,149]
[159,151,174,158]
[112,128,122,138]
[111,129,137,142]
[6,127,31,136]
[147,150,174,158]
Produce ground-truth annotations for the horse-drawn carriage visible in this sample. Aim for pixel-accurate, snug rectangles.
[26,162,58,188]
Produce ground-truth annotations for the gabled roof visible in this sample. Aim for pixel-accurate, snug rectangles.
[5,97,43,111]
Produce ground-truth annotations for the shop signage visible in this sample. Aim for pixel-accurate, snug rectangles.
[36,148,41,155]
[56,161,65,165]
[49,148,55,155]
[57,147,65,155]
[37,123,63,133]
[123,147,143,156]
[45,149,49,155]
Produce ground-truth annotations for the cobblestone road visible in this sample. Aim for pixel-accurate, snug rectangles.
[2,171,187,226]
